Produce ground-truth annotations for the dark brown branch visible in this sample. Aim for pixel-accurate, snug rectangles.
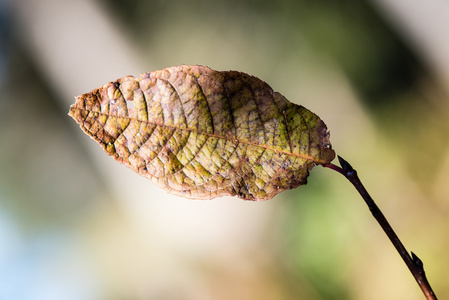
[324,156,437,300]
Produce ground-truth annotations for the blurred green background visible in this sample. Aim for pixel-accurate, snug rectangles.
[1,0,448,299]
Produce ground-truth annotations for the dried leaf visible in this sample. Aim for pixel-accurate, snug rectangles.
[69,65,335,200]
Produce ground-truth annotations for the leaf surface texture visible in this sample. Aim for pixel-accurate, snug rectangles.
[69,65,335,200]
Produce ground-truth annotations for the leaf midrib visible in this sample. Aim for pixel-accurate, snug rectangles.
[77,107,324,164]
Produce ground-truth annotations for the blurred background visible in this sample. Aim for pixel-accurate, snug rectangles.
[1,0,448,299]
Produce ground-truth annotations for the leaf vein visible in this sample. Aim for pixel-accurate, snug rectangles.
[249,82,268,146]
[191,72,215,133]
[222,78,237,136]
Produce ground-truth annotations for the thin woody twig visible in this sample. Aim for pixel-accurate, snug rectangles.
[324,156,437,300]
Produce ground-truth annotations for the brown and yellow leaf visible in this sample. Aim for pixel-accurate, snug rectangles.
[69,65,335,200]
